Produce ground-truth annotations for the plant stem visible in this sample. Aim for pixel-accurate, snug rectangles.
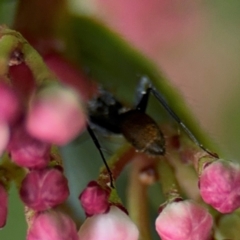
[127,154,154,240]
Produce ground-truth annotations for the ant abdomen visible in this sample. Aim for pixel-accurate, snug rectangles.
[119,110,165,156]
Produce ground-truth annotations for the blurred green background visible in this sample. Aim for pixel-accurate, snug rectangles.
[1,0,240,239]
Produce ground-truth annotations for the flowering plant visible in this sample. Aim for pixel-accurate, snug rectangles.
[0,1,239,240]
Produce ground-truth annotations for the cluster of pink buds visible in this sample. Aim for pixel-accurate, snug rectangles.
[78,181,139,240]
[0,27,91,239]
[1,24,240,240]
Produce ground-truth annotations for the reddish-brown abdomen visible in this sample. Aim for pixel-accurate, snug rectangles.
[119,110,165,156]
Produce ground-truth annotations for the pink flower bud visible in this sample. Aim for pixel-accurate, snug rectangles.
[78,206,139,240]
[79,181,110,216]
[26,84,87,145]
[155,200,213,240]
[0,121,10,156]
[0,184,8,228]
[199,159,240,213]
[27,210,79,240]
[44,53,96,101]
[0,81,20,123]
[20,168,69,211]
[9,63,36,101]
[7,122,50,168]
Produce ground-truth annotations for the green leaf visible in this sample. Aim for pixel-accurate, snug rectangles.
[64,15,218,151]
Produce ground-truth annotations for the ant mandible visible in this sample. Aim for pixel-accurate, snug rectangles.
[87,76,216,188]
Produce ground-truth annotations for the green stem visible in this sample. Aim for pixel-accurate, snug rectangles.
[165,151,201,201]
[162,123,216,200]
[0,26,58,86]
[0,155,26,190]
[127,154,153,240]
[0,34,20,78]
[157,157,181,201]
[98,143,133,186]
[22,42,58,85]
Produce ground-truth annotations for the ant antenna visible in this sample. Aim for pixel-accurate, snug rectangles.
[87,124,115,188]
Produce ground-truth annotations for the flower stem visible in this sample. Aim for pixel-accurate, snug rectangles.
[0,26,58,87]
[157,157,181,200]
[127,154,154,240]
[98,143,134,186]
[0,154,26,190]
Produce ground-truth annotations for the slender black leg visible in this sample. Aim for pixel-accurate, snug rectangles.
[135,76,217,158]
[87,124,115,188]
[135,76,151,112]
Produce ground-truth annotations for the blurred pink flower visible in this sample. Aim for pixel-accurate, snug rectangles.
[199,159,240,213]
[27,210,78,240]
[78,206,139,240]
[155,200,213,240]
[44,53,96,101]
[26,84,87,145]
[7,121,51,169]
[0,120,9,157]
[0,81,21,123]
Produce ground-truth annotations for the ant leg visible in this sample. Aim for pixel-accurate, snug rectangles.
[134,76,151,112]
[87,124,115,188]
[135,76,217,157]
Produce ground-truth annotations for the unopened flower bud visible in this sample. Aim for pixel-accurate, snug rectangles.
[199,159,240,213]
[26,84,87,145]
[78,206,139,240]
[20,168,69,211]
[79,181,110,216]
[0,81,20,123]
[44,53,95,100]
[7,123,50,168]
[27,210,78,240]
[0,184,8,228]
[0,121,9,156]
[9,63,36,100]
[155,200,213,240]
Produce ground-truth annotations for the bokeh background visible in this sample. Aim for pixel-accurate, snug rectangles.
[1,0,240,239]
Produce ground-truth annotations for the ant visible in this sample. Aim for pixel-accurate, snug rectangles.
[87,76,216,188]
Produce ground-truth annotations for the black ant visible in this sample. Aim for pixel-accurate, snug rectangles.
[87,77,216,188]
